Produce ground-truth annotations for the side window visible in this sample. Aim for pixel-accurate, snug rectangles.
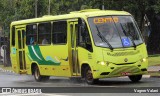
[26,24,37,45]
[38,22,51,45]
[11,26,15,46]
[52,21,67,44]
[78,22,93,52]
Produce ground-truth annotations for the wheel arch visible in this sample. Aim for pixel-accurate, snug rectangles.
[31,62,39,75]
[81,63,90,78]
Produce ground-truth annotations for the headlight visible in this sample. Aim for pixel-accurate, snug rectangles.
[141,58,146,62]
[97,61,110,66]
[100,61,105,65]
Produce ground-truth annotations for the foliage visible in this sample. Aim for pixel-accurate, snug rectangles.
[1,0,160,54]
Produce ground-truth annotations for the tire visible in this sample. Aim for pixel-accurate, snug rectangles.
[128,75,142,82]
[84,66,99,85]
[34,65,50,82]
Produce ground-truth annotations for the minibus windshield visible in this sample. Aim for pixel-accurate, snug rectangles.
[88,16,143,48]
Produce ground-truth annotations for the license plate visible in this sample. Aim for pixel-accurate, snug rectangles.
[121,72,130,76]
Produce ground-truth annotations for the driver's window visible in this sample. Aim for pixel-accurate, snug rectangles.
[78,21,93,52]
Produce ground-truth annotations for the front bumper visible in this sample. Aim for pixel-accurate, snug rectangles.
[92,60,148,79]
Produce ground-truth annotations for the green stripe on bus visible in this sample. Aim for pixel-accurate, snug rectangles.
[28,45,60,65]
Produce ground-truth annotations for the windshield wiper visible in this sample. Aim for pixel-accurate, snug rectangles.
[120,23,136,50]
[95,25,113,51]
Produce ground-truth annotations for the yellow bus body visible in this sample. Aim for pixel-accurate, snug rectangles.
[10,9,148,84]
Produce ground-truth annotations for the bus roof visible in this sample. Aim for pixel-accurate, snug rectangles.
[11,9,131,25]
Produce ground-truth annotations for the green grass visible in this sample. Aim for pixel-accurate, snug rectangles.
[148,56,160,66]
[149,54,160,57]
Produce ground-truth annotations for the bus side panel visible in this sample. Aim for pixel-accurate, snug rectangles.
[25,46,32,75]
[25,45,71,77]
[40,45,71,76]
[38,65,71,76]
[10,25,20,73]
[78,47,95,71]
[10,47,20,73]
[10,27,20,73]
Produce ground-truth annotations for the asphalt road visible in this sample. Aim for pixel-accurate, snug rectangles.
[0,71,160,95]
[0,71,160,87]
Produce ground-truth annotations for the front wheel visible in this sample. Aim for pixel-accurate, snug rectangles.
[34,65,50,82]
[84,66,99,85]
[128,75,142,82]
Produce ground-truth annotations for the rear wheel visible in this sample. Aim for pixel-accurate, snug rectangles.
[34,65,50,82]
[128,75,142,82]
[84,66,99,85]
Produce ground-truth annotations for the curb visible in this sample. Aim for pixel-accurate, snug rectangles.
[148,66,160,72]
[148,71,160,73]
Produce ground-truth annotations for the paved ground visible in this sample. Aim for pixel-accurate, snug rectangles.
[148,66,160,72]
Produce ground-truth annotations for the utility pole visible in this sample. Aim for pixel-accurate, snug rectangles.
[35,0,38,18]
[48,0,51,15]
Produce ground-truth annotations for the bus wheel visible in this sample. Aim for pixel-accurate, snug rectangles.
[128,75,142,82]
[84,66,99,85]
[34,65,50,82]
[34,65,43,82]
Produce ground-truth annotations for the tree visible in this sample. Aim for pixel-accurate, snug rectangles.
[0,0,15,35]
[0,0,160,54]
[146,0,160,54]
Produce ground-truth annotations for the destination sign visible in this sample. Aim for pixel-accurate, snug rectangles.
[94,17,119,24]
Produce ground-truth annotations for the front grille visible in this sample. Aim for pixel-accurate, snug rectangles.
[109,66,141,76]
[107,50,140,56]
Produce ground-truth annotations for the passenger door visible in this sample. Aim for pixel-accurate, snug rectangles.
[68,21,80,76]
[15,26,26,73]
